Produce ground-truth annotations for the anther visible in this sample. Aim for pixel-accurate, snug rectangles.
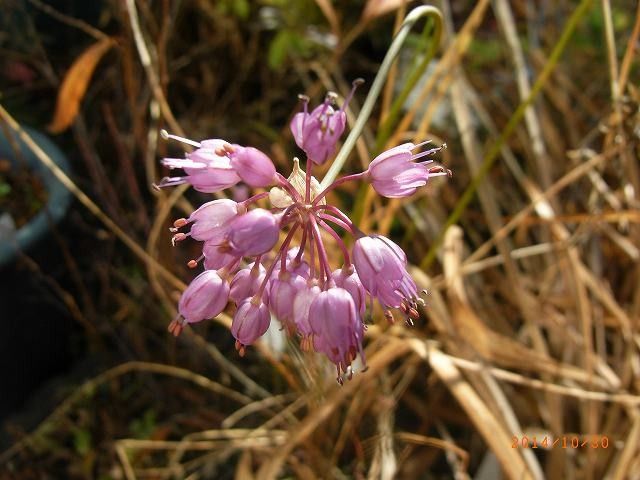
[326,91,338,104]
[187,260,198,269]
[167,318,185,337]
[173,218,188,228]
[385,310,395,324]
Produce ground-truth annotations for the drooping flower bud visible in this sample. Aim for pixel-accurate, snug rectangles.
[331,267,367,316]
[178,270,229,324]
[231,298,271,347]
[292,282,321,337]
[229,145,277,187]
[229,262,266,305]
[309,287,364,380]
[352,235,406,295]
[227,209,279,257]
[267,271,307,329]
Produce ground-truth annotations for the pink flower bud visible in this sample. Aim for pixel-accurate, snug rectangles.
[229,262,266,305]
[229,146,277,187]
[331,268,367,316]
[309,287,364,378]
[292,283,321,336]
[352,235,406,295]
[202,242,240,270]
[231,298,271,346]
[178,270,229,323]
[353,235,419,310]
[267,272,307,328]
[227,209,279,257]
[187,199,239,242]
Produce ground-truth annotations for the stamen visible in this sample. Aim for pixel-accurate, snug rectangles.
[155,176,187,189]
[340,78,364,112]
[160,129,202,148]
[171,232,187,246]
[412,139,433,150]
[427,166,452,178]
[325,91,338,105]
[412,143,446,161]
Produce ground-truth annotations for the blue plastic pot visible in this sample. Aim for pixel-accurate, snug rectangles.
[0,126,72,267]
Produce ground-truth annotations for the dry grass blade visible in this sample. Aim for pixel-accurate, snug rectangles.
[425,346,533,480]
[256,340,411,479]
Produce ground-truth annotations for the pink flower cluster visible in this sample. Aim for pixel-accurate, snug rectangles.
[158,81,450,383]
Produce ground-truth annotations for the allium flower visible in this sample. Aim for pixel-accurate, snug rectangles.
[159,139,241,193]
[268,271,307,330]
[366,141,449,198]
[173,199,240,244]
[309,287,365,383]
[231,298,271,355]
[228,145,277,187]
[167,270,230,336]
[229,262,266,305]
[291,79,363,165]
[293,282,321,341]
[226,209,280,257]
[159,81,450,383]
[331,267,367,316]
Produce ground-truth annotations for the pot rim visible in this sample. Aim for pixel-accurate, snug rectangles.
[0,125,73,267]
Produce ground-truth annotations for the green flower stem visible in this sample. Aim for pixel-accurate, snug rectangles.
[419,0,594,270]
[375,15,442,153]
[320,6,443,189]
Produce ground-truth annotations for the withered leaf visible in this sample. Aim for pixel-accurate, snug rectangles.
[48,37,115,134]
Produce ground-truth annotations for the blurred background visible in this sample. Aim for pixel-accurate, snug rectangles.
[0,0,639,478]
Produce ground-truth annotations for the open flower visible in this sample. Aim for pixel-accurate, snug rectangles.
[290,79,362,165]
[366,141,448,198]
[159,139,241,193]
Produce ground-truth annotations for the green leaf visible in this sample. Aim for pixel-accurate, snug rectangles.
[268,30,292,70]
[73,429,92,456]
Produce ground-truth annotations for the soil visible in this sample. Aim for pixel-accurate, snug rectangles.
[0,158,48,228]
